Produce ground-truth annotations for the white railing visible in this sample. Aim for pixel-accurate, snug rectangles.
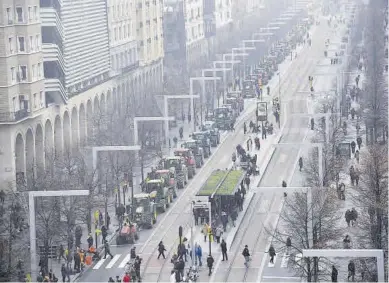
[42,43,66,72]
[45,79,68,102]
[40,7,64,39]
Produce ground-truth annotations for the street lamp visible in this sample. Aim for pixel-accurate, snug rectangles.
[213,60,241,92]
[232,47,255,80]
[202,68,231,107]
[190,77,222,126]
[29,190,90,280]
[223,53,249,85]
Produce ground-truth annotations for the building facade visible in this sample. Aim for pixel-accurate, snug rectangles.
[0,0,164,187]
[163,0,206,73]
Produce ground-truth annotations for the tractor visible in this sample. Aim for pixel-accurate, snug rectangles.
[174,148,197,178]
[181,140,204,168]
[191,131,212,158]
[201,121,221,147]
[158,157,188,189]
[142,179,172,212]
[155,168,178,198]
[132,193,157,229]
[116,222,138,245]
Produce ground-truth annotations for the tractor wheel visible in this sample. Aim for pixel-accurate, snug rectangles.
[153,217,157,224]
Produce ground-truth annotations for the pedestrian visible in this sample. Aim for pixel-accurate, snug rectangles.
[282,180,287,187]
[331,265,338,282]
[268,245,276,264]
[87,234,93,249]
[254,137,260,150]
[345,209,352,227]
[349,166,355,186]
[206,254,214,276]
[355,75,360,87]
[202,223,208,242]
[106,213,111,230]
[286,237,292,255]
[103,240,114,259]
[298,157,303,171]
[245,175,250,190]
[348,260,356,281]
[356,136,362,149]
[158,241,166,259]
[220,239,228,261]
[179,127,183,140]
[108,277,115,282]
[351,141,356,154]
[262,126,267,139]
[98,210,103,226]
[350,108,355,120]
[102,225,108,244]
[215,225,223,244]
[61,264,69,283]
[355,150,360,163]
[195,243,202,266]
[134,256,142,282]
[343,235,351,249]
[242,245,250,268]
[244,122,247,134]
[74,249,81,273]
[354,168,360,186]
[174,268,181,282]
[0,190,5,203]
[310,118,315,130]
[351,208,358,226]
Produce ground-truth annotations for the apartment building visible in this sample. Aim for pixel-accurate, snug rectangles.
[163,0,207,73]
[0,0,165,187]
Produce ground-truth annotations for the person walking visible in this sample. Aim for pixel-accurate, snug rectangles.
[242,245,251,268]
[215,226,223,244]
[356,136,362,149]
[268,245,276,264]
[206,254,214,276]
[87,234,93,249]
[245,175,250,190]
[244,122,247,134]
[351,141,356,154]
[348,260,355,281]
[298,157,303,171]
[221,239,228,261]
[355,150,360,163]
[286,237,292,255]
[195,243,202,266]
[202,223,209,242]
[61,264,70,283]
[103,240,114,259]
[345,210,352,227]
[350,208,358,227]
[157,241,166,259]
[331,265,338,282]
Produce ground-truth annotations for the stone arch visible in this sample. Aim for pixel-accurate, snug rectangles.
[54,115,62,157]
[112,88,118,111]
[106,90,112,112]
[86,100,93,143]
[15,133,25,187]
[93,96,100,116]
[35,124,44,174]
[100,92,106,112]
[79,104,86,146]
[25,128,34,183]
[117,85,122,108]
[63,111,71,152]
[44,119,54,166]
[71,107,79,149]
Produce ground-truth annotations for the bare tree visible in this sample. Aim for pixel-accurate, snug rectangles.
[362,0,388,144]
[0,187,28,282]
[268,188,342,282]
[351,144,388,281]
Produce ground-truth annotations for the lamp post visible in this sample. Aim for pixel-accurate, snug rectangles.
[231,47,255,82]
[213,60,241,92]
[223,52,249,85]
[29,190,90,280]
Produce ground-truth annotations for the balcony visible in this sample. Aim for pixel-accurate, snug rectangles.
[41,7,64,39]
[43,43,66,73]
[45,79,68,103]
[121,61,140,75]
[0,110,31,123]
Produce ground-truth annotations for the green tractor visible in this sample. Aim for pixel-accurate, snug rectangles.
[191,131,211,158]
[201,121,220,147]
[132,193,157,229]
[142,179,173,212]
[155,168,178,198]
[158,157,188,189]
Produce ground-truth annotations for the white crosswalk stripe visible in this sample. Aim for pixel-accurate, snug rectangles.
[106,254,121,269]
[281,253,290,268]
[119,254,131,268]
[93,257,108,270]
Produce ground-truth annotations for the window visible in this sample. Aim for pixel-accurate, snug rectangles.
[114,28,117,41]
[119,27,122,40]
[33,93,37,108]
[11,67,16,84]
[35,35,40,50]
[29,36,34,51]
[8,37,14,54]
[32,64,36,81]
[40,91,44,107]
[16,7,23,23]
[28,7,32,21]
[37,63,41,78]
[124,25,127,39]
[19,66,27,81]
[12,97,17,111]
[18,37,25,52]
[6,7,12,24]
[34,6,38,20]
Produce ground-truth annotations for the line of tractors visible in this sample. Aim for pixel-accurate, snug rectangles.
[116,124,223,245]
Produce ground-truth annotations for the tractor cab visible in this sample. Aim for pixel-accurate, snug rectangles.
[155,168,177,190]
[174,148,197,178]
[242,80,256,98]
[133,193,157,229]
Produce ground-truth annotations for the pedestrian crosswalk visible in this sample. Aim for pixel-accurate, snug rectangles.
[267,252,298,269]
[92,253,141,270]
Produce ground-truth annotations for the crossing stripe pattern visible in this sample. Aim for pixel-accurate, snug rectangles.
[92,253,136,270]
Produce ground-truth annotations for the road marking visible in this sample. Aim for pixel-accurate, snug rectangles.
[268,254,277,267]
[106,254,121,269]
[262,276,301,280]
[119,254,131,268]
[281,253,290,268]
[93,257,108,270]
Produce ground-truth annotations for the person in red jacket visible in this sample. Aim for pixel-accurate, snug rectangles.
[123,272,131,282]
